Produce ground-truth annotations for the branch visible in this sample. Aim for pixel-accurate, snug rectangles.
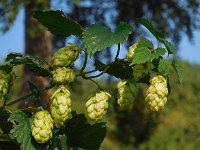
[115,44,120,60]
[80,50,88,73]
[5,84,53,107]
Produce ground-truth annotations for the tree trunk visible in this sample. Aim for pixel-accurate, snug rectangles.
[19,0,53,109]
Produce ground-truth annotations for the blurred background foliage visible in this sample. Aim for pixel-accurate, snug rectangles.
[1,0,200,149]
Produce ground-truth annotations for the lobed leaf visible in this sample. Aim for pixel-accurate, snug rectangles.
[8,111,36,150]
[33,10,83,37]
[83,23,132,54]
[157,58,169,76]
[172,59,183,83]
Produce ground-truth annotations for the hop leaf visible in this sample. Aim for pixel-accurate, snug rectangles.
[53,43,81,67]
[145,75,168,111]
[85,91,111,121]
[50,86,72,126]
[8,111,35,150]
[31,110,53,143]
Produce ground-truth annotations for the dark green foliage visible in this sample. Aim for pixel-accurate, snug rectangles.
[0,108,13,134]
[64,111,107,150]
[94,59,133,79]
[33,10,83,37]
[172,59,183,83]
[157,59,169,76]
[0,52,51,77]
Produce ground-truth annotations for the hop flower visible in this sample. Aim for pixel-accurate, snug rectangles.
[32,110,53,143]
[126,43,138,62]
[52,67,75,84]
[85,91,111,121]
[50,86,71,126]
[132,62,153,81]
[117,80,137,110]
[0,70,14,101]
[53,43,81,67]
[145,75,168,111]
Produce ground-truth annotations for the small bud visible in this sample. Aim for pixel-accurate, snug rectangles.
[126,43,138,62]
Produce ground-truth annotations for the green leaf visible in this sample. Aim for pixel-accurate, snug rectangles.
[58,135,68,150]
[83,22,132,54]
[0,108,13,134]
[8,111,36,150]
[131,46,166,65]
[137,36,153,48]
[33,10,83,37]
[2,53,51,77]
[65,111,106,150]
[94,59,133,79]
[172,59,183,83]
[157,59,169,76]
[159,38,175,54]
[137,18,164,39]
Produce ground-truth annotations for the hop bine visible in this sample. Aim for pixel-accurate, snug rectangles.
[145,75,168,111]
[86,91,111,121]
[117,80,137,110]
[51,67,75,84]
[31,110,53,143]
[53,43,81,67]
[50,86,72,126]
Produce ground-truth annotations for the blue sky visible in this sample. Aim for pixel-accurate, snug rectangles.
[0,9,200,64]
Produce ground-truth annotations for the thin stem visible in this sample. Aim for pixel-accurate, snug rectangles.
[80,50,88,73]
[6,84,53,107]
[115,44,120,60]
[84,69,98,74]
[88,78,102,89]
[84,65,110,79]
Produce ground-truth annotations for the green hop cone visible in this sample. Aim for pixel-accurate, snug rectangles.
[132,62,153,81]
[32,110,53,143]
[126,43,138,62]
[50,86,71,126]
[85,91,111,121]
[52,67,75,84]
[117,79,137,110]
[53,43,81,67]
[0,70,15,101]
[145,75,168,111]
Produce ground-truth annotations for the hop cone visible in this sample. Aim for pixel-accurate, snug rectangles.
[32,110,53,143]
[117,80,137,109]
[145,75,168,111]
[50,86,71,126]
[0,70,14,101]
[53,43,81,67]
[132,62,153,81]
[52,67,75,84]
[85,91,111,121]
[126,43,138,62]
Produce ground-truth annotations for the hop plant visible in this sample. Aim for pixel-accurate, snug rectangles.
[145,75,168,111]
[53,43,81,67]
[31,110,53,143]
[117,80,137,110]
[132,62,153,81]
[85,91,111,121]
[50,86,71,126]
[52,67,75,84]
[126,43,138,62]
[0,70,14,101]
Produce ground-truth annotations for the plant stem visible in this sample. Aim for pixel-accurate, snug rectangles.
[80,50,88,73]
[5,84,53,107]
[115,44,120,60]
